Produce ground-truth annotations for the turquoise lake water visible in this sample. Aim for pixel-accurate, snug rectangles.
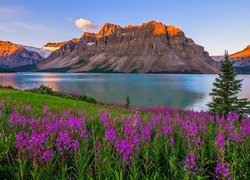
[0,73,249,110]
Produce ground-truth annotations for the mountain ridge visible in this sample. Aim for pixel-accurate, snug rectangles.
[38,21,218,73]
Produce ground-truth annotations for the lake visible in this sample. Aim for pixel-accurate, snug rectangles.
[0,73,250,111]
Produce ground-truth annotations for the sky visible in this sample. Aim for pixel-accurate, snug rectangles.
[0,0,249,55]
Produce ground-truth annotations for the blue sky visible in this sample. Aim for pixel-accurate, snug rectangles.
[0,0,249,55]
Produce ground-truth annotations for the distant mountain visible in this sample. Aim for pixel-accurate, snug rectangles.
[38,21,218,73]
[22,45,51,58]
[230,45,250,59]
[0,41,44,68]
[211,56,224,62]
[42,38,79,52]
[230,45,250,74]
[42,42,68,52]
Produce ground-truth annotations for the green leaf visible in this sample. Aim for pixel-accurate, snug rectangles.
[169,158,177,172]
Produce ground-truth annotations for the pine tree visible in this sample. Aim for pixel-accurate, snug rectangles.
[125,96,131,109]
[208,51,250,117]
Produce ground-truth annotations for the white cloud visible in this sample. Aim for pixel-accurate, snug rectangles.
[74,18,98,31]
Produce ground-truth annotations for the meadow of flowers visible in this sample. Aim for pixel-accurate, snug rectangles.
[0,96,249,179]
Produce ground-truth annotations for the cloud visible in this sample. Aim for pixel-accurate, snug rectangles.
[0,6,28,16]
[65,17,73,22]
[74,18,98,31]
[0,21,53,33]
[14,22,53,32]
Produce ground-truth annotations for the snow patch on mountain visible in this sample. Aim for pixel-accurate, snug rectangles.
[42,46,61,52]
[22,45,51,58]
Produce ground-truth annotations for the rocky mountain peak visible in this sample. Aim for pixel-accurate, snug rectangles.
[97,23,122,38]
[166,25,183,36]
[230,44,250,58]
[71,38,80,43]
[42,41,68,51]
[0,41,23,56]
[82,32,97,38]
[141,21,167,35]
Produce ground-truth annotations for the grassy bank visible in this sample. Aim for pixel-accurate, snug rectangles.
[0,88,249,179]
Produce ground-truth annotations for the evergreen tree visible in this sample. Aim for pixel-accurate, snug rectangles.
[208,51,250,117]
[125,96,131,109]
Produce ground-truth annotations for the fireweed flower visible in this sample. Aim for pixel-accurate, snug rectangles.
[225,124,231,132]
[70,140,79,154]
[229,132,239,141]
[169,136,175,145]
[0,110,2,117]
[42,105,49,114]
[184,153,196,172]
[193,137,203,147]
[215,162,230,177]
[16,132,29,150]
[23,104,31,112]
[240,118,250,135]
[115,139,134,162]
[106,129,117,142]
[0,100,4,108]
[141,122,152,141]
[41,150,54,162]
[55,131,80,155]
[215,131,226,149]
[63,110,69,117]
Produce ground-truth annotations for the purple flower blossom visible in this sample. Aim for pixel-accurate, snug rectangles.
[0,100,4,108]
[16,132,29,150]
[193,137,203,147]
[215,162,230,177]
[43,105,49,115]
[70,140,79,154]
[141,122,152,141]
[184,153,196,172]
[215,131,226,149]
[41,150,54,162]
[115,139,134,162]
[24,104,31,112]
[106,129,117,142]
[0,110,2,117]
[225,124,231,132]
[228,131,237,140]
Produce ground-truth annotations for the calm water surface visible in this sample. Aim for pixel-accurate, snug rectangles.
[0,73,249,111]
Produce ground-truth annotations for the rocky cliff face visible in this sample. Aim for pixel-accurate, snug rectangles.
[39,21,218,73]
[0,41,44,68]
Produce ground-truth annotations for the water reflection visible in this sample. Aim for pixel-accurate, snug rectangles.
[0,73,249,111]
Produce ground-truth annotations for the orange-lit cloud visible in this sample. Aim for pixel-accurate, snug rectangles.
[74,18,98,31]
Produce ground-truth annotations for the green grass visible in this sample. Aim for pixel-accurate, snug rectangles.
[0,88,128,117]
[0,88,98,111]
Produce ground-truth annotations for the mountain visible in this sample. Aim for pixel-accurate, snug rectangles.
[42,42,68,52]
[22,45,51,58]
[230,45,250,74]
[42,38,80,52]
[0,41,44,68]
[38,21,218,73]
[230,45,250,59]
